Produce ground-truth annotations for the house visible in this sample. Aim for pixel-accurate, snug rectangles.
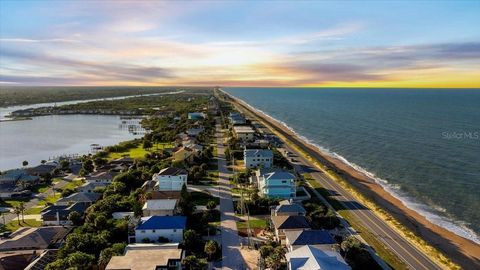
[135,216,187,243]
[272,200,306,216]
[150,191,182,200]
[142,199,178,216]
[106,243,184,270]
[0,169,39,186]
[233,126,255,141]
[84,171,116,184]
[183,143,203,154]
[41,203,88,225]
[55,192,101,206]
[271,215,310,242]
[255,168,296,198]
[78,181,108,193]
[284,230,337,252]
[244,149,273,169]
[285,245,350,270]
[0,226,71,251]
[186,127,204,137]
[229,112,246,125]
[153,168,188,191]
[187,112,205,120]
[172,146,195,163]
[26,164,57,176]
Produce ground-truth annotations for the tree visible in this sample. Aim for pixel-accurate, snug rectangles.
[41,160,47,164]
[183,229,201,247]
[265,246,285,270]
[143,139,153,150]
[60,159,70,170]
[13,206,22,225]
[68,211,82,226]
[204,240,219,260]
[22,160,28,167]
[98,243,126,267]
[18,202,25,222]
[206,200,217,211]
[66,251,95,269]
[182,255,208,270]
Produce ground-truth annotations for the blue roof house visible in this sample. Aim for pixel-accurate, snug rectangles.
[135,216,187,243]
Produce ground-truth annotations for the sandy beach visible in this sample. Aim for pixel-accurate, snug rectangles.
[223,90,480,270]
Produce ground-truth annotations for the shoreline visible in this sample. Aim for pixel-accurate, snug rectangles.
[222,90,480,269]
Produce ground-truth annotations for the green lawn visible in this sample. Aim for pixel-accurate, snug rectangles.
[37,194,61,206]
[30,183,50,194]
[62,180,84,191]
[107,142,173,160]
[190,191,219,205]
[0,198,30,208]
[236,218,267,229]
[1,219,42,232]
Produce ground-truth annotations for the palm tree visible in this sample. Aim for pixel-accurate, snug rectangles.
[22,160,28,167]
[13,207,21,225]
[19,202,26,222]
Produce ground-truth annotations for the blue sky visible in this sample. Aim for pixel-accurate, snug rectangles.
[1,0,479,87]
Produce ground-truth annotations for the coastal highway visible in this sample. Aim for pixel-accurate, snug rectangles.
[226,94,443,270]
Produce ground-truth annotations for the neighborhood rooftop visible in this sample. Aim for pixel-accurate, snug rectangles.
[285,230,336,246]
[137,216,187,230]
[244,149,273,158]
[157,167,188,176]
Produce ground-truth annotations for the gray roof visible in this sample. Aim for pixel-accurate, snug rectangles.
[143,199,178,210]
[157,167,187,176]
[0,226,71,251]
[275,203,306,214]
[285,230,336,246]
[56,192,101,204]
[244,149,273,158]
[259,168,295,181]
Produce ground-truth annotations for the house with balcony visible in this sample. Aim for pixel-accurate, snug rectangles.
[244,149,273,169]
[152,168,188,191]
[255,168,296,198]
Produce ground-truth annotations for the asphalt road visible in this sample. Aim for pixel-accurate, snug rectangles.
[215,121,246,270]
[232,97,443,270]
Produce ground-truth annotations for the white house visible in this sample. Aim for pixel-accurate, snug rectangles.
[255,168,296,198]
[233,126,255,141]
[244,149,273,169]
[142,199,178,216]
[135,216,187,243]
[286,245,350,270]
[153,168,188,191]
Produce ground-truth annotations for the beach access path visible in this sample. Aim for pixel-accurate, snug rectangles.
[215,120,246,270]
[228,94,448,270]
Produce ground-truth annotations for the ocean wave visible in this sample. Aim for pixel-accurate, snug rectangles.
[226,90,480,245]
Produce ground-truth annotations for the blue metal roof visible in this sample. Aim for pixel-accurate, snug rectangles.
[137,216,187,230]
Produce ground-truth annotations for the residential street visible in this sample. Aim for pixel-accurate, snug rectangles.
[215,121,245,270]
[1,178,69,225]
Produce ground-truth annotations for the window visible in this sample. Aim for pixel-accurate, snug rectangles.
[282,180,287,184]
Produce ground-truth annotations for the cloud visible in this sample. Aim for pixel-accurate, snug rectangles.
[0,38,79,43]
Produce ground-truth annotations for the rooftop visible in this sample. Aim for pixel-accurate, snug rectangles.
[244,149,273,158]
[275,202,306,214]
[55,192,101,204]
[0,226,71,251]
[137,216,187,230]
[259,168,295,181]
[233,125,255,133]
[106,243,183,270]
[157,167,187,176]
[286,245,350,270]
[285,230,336,246]
[271,215,310,230]
[142,199,178,211]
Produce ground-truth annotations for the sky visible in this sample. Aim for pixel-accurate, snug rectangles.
[0,0,479,87]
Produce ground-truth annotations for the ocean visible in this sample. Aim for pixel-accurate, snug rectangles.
[224,87,480,243]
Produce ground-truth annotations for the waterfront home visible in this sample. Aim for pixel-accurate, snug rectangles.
[152,167,188,191]
[187,112,205,120]
[0,169,39,186]
[272,200,306,216]
[142,199,178,216]
[284,230,337,252]
[55,192,101,206]
[41,202,88,225]
[233,125,256,141]
[0,226,71,252]
[106,243,184,270]
[285,245,350,270]
[78,181,108,193]
[135,216,187,243]
[244,149,273,169]
[172,146,195,163]
[254,168,296,198]
[84,170,116,184]
[271,215,310,242]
